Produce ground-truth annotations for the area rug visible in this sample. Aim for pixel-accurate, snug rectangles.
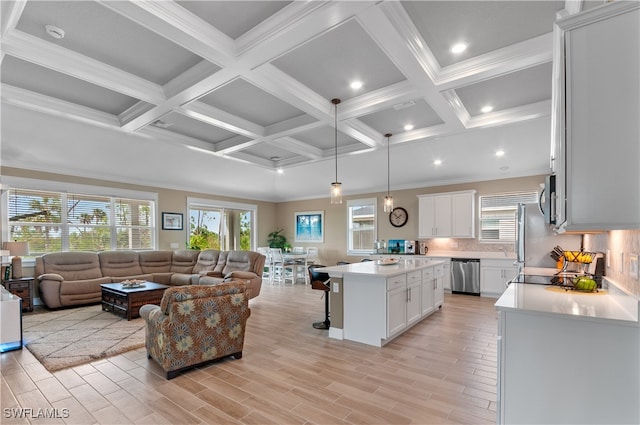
[22,304,146,372]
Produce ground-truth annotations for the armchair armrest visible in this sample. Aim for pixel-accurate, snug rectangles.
[140,304,169,326]
[223,271,258,280]
[37,273,64,282]
[200,271,223,277]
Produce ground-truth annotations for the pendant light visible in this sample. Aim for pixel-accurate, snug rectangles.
[384,133,394,212]
[330,98,342,204]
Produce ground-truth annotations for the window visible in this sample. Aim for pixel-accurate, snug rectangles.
[7,188,156,255]
[188,198,256,251]
[347,198,376,255]
[479,191,538,242]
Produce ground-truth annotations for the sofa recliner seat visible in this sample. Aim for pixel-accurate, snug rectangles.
[35,249,265,309]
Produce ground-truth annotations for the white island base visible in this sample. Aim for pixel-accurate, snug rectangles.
[321,259,444,347]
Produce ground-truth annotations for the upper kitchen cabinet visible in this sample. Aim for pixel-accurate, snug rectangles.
[552,2,640,232]
[418,190,475,238]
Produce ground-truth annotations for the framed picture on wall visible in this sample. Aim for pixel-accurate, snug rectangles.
[162,212,183,230]
[294,211,324,243]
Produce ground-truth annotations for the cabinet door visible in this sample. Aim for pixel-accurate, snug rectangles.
[434,277,444,307]
[480,261,517,297]
[406,282,421,326]
[418,196,436,238]
[562,5,640,231]
[451,192,474,237]
[442,260,451,291]
[421,278,435,316]
[387,287,407,337]
[434,195,452,236]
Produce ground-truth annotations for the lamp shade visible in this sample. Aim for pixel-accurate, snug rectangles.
[3,242,29,257]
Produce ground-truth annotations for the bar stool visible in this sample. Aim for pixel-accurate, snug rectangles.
[308,265,330,329]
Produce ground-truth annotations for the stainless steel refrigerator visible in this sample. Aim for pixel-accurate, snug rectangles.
[516,203,581,270]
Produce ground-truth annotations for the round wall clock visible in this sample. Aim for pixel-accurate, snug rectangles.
[389,207,408,227]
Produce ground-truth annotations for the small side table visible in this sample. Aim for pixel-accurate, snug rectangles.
[2,278,34,312]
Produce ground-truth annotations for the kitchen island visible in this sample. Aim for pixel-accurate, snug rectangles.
[495,281,639,424]
[319,259,444,347]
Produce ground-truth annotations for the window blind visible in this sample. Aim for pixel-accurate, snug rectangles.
[479,192,538,242]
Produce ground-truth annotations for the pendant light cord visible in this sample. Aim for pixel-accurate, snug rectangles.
[332,99,341,183]
[385,133,392,196]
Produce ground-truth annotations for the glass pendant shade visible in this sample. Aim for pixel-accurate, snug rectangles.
[331,182,343,204]
[330,98,342,204]
[384,195,394,212]
[384,133,393,213]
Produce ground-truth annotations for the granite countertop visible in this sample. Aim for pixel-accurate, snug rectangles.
[495,281,639,325]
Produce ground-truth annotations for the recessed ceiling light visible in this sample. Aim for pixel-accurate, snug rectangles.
[481,105,493,113]
[496,150,505,157]
[276,168,284,174]
[434,159,442,166]
[404,124,414,131]
[450,42,467,54]
[45,24,65,39]
[350,80,363,90]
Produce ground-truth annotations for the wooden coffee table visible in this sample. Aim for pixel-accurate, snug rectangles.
[101,282,170,321]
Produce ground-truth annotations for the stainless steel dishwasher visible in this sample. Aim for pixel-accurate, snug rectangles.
[451,258,480,295]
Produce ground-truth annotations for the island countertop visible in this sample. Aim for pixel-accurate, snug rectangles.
[319,258,444,278]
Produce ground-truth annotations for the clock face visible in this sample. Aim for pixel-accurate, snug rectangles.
[389,207,408,227]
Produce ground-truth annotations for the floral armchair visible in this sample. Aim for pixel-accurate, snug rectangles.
[139,281,251,379]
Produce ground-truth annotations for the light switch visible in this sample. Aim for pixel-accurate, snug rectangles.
[332,282,339,293]
[619,252,624,274]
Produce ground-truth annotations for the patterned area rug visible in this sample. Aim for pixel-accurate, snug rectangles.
[22,304,146,372]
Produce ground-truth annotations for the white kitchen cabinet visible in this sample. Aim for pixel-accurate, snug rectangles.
[387,286,407,337]
[480,259,518,298]
[552,2,640,231]
[497,300,639,424]
[421,272,435,317]
[388,271,422,337]
[451,192,474,237]
[433,264,445,307]
[418,191,475,238]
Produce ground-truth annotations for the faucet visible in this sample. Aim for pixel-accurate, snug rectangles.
[499,246,508,257]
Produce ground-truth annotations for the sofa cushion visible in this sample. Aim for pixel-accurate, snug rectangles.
[169,273,199,286]
[110,274,154,283]
[170,250,200,274]
[192,249,220,274]
[213,251,228,274]
[40,252,103,281]
[60,277,111,295]
[99,251,143,277]
[222,250,260,275]
[139,250,172,274]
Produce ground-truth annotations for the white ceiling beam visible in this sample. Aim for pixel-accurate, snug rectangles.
[179,101,265,139]
[214,135,262,155]
[1,0,26,38]
[2,30,165,104]
[98,0,236,67]
[435,34,553,91]
[338,81,417,120]
[1,84,121,129]
[267,137,324,160]
[465,100,551,129]
[264,115,322,138]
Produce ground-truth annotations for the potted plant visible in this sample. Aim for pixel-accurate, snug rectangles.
[267,229,287,249]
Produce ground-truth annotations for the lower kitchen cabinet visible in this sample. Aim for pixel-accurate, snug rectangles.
[497,309,639,424]
[480,259,517,298]
[434,264,445,307]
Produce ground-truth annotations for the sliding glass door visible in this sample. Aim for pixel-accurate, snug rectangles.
[188,199,255,251]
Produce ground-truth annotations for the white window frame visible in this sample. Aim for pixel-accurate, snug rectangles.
[187,197,258,250]
[2,176,158,254]
[479,191,538,243]
[346,197,377,256]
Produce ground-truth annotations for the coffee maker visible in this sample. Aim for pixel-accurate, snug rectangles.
[419,242,429,255]
[404,240,418,254]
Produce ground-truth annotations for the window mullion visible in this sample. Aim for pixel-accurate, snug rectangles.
[61,193,69,251]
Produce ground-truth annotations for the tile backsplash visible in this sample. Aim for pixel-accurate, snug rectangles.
[423,238,514,254]
[584,230,640,297]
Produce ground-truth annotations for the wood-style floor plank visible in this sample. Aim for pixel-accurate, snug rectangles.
[1,283,499,424]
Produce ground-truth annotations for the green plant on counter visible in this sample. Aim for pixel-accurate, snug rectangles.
[267,229,287,249]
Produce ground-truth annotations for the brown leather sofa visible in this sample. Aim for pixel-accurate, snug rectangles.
[35,249,265,309]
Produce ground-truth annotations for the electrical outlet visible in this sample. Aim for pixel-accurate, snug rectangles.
[450,242,458,248]
[630,254,639,279]
[606,250,611,268]
[332,282,339,293]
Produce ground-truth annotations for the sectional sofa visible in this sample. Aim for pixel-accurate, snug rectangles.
[35,249,265,309]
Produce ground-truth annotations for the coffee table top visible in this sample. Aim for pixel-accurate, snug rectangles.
[100,282,170,293]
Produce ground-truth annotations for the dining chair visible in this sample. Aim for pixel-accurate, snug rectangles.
[270,248,295,284]
[257,247,272,282]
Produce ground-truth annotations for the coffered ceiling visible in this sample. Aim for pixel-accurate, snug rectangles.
[0,1,601,202]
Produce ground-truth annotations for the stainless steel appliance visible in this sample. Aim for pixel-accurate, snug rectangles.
[419,242,429,255]
[451,258,480,295]
[516,203,581,271]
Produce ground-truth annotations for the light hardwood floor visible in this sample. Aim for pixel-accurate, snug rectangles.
[1,283,499,424]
